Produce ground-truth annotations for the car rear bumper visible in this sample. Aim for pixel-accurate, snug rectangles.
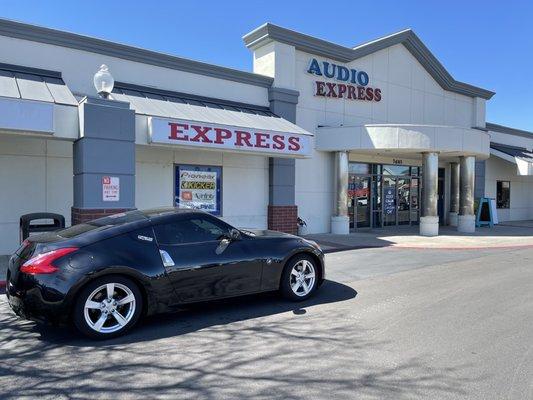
[6,256,71,325]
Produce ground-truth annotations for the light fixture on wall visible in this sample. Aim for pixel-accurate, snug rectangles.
[93,64,114,99]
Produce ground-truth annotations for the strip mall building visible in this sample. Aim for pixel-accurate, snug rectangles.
[0,18,532,254]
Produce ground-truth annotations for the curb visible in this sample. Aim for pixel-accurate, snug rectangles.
[391,243,533,251]
[320,243,533,253]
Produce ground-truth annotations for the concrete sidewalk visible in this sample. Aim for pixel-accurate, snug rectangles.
[306,221,533,253]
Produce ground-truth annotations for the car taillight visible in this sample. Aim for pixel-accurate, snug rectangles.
[20,247,78,275]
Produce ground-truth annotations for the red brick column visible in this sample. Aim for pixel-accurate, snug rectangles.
[268,205,298,234]
[71,207,134,225]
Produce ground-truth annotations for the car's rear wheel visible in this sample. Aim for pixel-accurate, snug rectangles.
[280,254,318,301]
[73,275,142,339]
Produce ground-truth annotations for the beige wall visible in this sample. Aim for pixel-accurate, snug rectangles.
[135,146,269,230]
[485,156,533,222]
[0,134,73,254]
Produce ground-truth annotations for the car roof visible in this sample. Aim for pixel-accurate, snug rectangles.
[140,207,205,222]
[88,207,204,228]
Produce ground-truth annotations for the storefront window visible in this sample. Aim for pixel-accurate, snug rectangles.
[382,164,411,176]
[496,181,510,209]
[348,163,370,174]
[175,164,222,215]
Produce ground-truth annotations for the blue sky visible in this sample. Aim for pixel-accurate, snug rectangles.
[1,0,532,130]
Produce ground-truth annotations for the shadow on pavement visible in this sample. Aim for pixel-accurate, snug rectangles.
[0,279,482,399]
[17,280,358,345]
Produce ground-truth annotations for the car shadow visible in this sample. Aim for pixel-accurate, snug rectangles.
[30,279,357,345]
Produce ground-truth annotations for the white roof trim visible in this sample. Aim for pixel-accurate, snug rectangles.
[112,92,313,137]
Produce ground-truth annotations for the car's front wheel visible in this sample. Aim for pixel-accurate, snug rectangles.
[73,275,142,339]
[280,254,318,301]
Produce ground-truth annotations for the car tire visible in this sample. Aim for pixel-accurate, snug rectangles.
[73,275,143,340]
[280,254,319,301]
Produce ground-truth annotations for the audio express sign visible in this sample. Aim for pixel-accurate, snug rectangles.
[149,117,311,157]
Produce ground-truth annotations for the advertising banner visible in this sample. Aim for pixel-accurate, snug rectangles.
[175,165,221,215]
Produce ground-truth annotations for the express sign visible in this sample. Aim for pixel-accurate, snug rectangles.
[149,117,312,157]
[307,58,382,102]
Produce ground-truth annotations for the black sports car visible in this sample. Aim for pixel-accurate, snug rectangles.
[6,208,324,339]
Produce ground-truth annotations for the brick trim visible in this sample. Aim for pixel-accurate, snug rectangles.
[268,205,298,235]
[71,207,134,225]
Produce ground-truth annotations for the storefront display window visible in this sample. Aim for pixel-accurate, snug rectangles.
[496,181,510,209]
[175,165,222,215]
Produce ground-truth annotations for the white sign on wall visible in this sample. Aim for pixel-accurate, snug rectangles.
[102,176,120,202]
[149,117,312,157]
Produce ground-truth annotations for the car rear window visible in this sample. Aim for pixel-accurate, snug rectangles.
[58,211,146,238]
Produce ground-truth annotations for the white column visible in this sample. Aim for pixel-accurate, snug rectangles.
[449,162,460,227]
[420,152,439,236]
[331,151,349,234]
[458,156,476,233]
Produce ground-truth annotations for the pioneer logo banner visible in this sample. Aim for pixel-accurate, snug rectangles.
[149,117,312,157]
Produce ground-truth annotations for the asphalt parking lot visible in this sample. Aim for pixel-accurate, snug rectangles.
[1,246,532,400]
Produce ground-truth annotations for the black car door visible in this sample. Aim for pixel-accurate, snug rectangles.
[153,214,263,304]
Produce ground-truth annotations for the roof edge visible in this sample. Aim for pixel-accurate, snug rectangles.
[486,122,533,138]
[0,18,274,88]
[243,23,495,99]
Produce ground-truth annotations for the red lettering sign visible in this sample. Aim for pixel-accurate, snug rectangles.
[168,122,189,140]
[154,118,310,157]
[314,80,381,102]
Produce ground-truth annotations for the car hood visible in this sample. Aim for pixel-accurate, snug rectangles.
[240,229,298,239]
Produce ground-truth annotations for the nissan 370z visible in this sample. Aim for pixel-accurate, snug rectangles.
[6,208,325,339]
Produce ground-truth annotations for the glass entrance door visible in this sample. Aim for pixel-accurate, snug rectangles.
[397,177,410,225]
[347,163,421,230]
[348,175,371,228]
[383,176,396,226]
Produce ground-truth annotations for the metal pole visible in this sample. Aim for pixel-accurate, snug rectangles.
[334,151,349,217]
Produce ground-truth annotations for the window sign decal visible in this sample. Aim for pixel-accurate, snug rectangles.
[175,165,222,215]
[384,187,395,215]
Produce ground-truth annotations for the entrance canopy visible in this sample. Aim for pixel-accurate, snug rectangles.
[111,83,313,158]
[316,124,490,159]
[490,142,533,176]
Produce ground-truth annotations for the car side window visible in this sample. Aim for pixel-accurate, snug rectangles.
[154,216,231,245]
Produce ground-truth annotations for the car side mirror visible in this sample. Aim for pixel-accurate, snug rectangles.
[228,228,241,241]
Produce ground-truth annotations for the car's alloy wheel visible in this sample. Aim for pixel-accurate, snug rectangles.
[290,259,316,297]
[74,275,142,339]
[280,254,318,301]
[84,283,136,334]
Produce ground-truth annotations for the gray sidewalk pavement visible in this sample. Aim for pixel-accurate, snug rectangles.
[306,221,533,253]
